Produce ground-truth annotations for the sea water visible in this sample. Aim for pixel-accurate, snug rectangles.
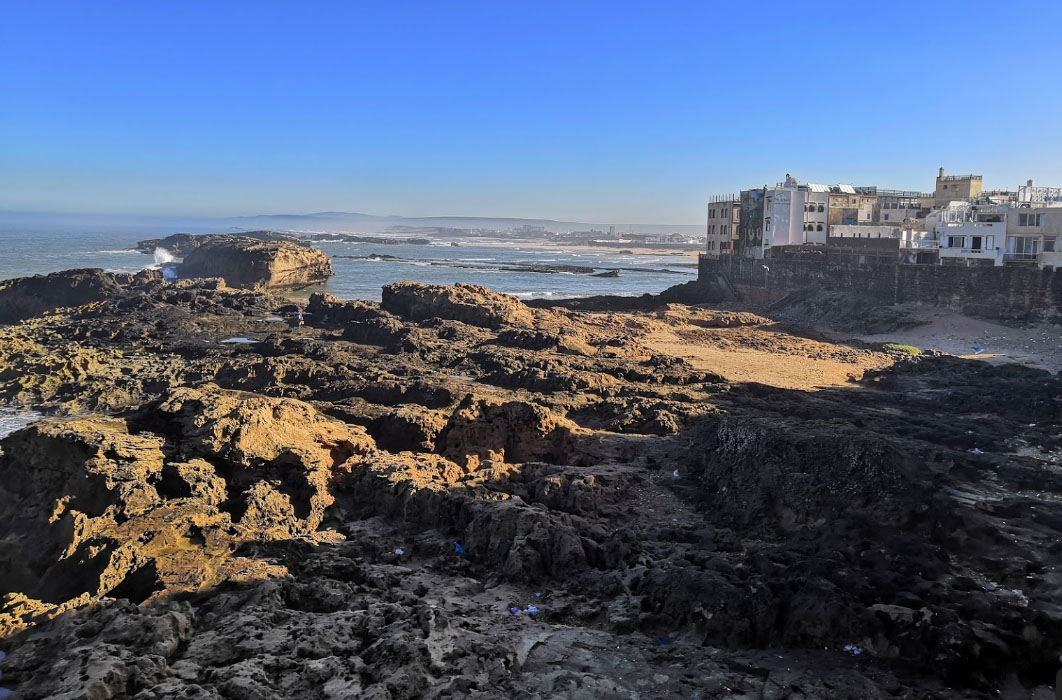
[0,407,42,440]
[0,228,697,301]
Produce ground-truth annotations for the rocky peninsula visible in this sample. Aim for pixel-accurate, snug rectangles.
[0,265,1059,698]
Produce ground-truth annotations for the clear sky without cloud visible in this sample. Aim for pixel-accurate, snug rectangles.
[2,0,1061,224]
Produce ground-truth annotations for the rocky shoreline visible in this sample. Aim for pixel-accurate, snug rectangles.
[0,264,1059,698]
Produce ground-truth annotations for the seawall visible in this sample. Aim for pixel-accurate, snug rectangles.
[699,255,1062,321]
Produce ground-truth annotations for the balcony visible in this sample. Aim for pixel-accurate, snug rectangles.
[1003,253,1038,263]
[901,240,939,249]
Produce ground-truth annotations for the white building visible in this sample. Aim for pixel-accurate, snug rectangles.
[928,202,1006,266]
[760,175,830,254]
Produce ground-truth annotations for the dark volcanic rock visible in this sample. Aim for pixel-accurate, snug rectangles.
[0,268,147,324]
[179,236,334,289]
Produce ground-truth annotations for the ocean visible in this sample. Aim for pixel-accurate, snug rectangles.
[0,228,698,301]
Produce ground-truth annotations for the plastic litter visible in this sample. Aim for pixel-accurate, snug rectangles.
[973,342,984,354]
[970,448,983,455]
[535,592,542,598]
[454,541,465,555]
[672,469,680,478]
[651,635,668,647]
[394,548,404,556]
[509,607,521,614]
[526,605,539,614]
[843,644,863,656]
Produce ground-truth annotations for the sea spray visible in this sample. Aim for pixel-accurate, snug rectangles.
[152,247,178,281]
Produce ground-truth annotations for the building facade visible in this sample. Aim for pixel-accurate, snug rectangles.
[828,185,876,226]
[933,167,983,207]
[870,189,932,223]
[1005,204,1062,268]
[705,195,740,257]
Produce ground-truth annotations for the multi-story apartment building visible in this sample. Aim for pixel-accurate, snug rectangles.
[930,202,1007,266]
[933,167,983,207]
[705,195,740,257]
[1005,203,1062,268]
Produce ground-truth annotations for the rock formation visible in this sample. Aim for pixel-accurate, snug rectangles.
[0,272,1058,698]
[0,268,157,324]
[136,230,302,256]
[179,236,334,289]
[381,281,535,329]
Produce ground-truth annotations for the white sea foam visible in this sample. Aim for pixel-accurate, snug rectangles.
[0,406,43,440]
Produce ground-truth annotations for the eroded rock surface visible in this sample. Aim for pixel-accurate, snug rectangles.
[180,236,334,289]
[0,273,1058,699]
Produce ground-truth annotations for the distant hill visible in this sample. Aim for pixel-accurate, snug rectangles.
[227,211,703,236]
[0,209,704,237]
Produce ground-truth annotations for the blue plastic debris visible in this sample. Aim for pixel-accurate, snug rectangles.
[509,607,521,614]
[394,548,404,556]
[454,541,465,555]
[973,342,984,354]
[651,635,669,647]
[843,644,863,656]
[526,605,539,614]
[534,592,542,598]
[970,448,983,455]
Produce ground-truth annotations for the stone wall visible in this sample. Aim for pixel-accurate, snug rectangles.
[700,255,1062,321]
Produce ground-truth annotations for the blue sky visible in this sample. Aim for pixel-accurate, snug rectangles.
[2,1,1061,224]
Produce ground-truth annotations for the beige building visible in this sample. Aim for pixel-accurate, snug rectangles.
[827,185,875,227]
[706,195,740,256]
[934,167,982,207]
[871,189,932,223]
[1005,204,1062,268]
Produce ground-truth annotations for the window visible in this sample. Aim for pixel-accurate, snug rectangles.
[883,214,889,221]
[985,236,994,249]
[970,236,982,251]
[818,204,824,212]
[1019,213,1045,226]
[817,223,823,231]
[947,235,963,248]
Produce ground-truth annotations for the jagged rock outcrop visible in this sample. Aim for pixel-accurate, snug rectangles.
[179,236,333,289]
[0,386,373,633]
[381,281,535,329]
